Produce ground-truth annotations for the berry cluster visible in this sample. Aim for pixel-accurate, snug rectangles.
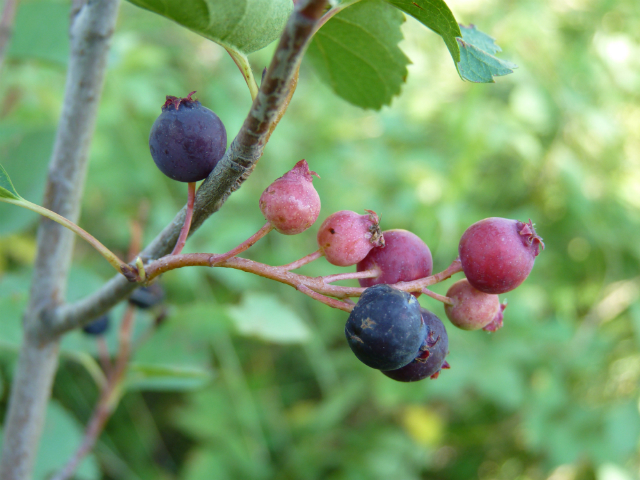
[146,94,544,384]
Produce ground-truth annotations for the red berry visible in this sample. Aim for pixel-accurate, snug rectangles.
[357,229,432,294]
[317,210,384,266]
[149,92,227,182]
[259,160,321,235]
[444,279,500,330]
[458,218,544,294]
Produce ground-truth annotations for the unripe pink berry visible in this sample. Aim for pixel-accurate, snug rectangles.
[259,160,321,235]
[317,210,384,266]
[459,218,544,294]
[444,279,500,330]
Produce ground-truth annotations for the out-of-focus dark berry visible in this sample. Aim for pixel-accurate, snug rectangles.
[259,160,321,235]
[383,308,449,382]
[345,284,424,371]
[317,210,384,266]
[459,218,544,294]
[82,314,110,336]
[128,283,165,310]
[444,279,500,331]
[357,229,432,295]
[149,91,227,183]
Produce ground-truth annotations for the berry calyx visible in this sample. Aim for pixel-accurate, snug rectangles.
[357,229,433,295]
[382,308,449,382]
[259,160,321,235]
[444,279,501,330]
[317,210,384,266]
[483,301,507,332]
[459,217,544,294]
[149,91,227,182]
[345,284,424,371]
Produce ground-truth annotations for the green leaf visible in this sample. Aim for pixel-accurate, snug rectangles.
[384,0,462,62]
[456,24,517,83]
[125,363,214,391]
[227,292,310,344]
[0,163,22,201]
[306,0,410,110]
[125,0,293,54]
[384,1,516,82]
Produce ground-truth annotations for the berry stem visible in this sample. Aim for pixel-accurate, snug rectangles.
[225,48,259,101]
[170,181,196,256]
[279,249,323,270]
[421,288,454,306]
[395,258,464,293]
[1,197,136,279]
[322,267,380,284]
[297,284,353,312]
[209,222,275,265]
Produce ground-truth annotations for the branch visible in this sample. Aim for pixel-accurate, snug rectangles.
[0,0,18,72]
[52,0,329,335]
[0,1,121,479]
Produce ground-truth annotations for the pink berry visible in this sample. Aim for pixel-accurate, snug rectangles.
[259,160,321,235]
[317,210,384,266]
[356,229,432,295]
[458,218,544,294]
[444,279,500,330]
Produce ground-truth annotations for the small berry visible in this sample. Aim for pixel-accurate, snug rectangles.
[383,308,449,382]
[82,314,110,336]
[459,218,544,294]
[345,284,424,371]
[128,283,166,310]
[357,229,433,294]
[149,91,227,182]
[259,160,321,235]
[317,210,384,266]
[444,279,500,331]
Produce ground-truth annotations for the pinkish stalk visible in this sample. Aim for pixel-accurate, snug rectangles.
[322,267,380,284]
[170,181,196,256]
[297,284,353,312]
[209,222,274,265]
[279,249,323,270]
[421,288,453,306]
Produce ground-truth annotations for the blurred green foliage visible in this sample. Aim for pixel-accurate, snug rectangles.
[1,0,640,479]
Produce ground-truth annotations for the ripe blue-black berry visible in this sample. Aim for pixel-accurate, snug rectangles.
[149,91,227,182]
[383,308,449,382]
[345,284,424,371]
[128,283,165,310]
[82,314,110,336]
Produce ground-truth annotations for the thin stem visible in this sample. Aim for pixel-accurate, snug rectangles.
[395,258,464,293]
[170,181,196,256]
[421,288,453,306]
[279,249,323,270]
[0,0,18,72]
[209,222,274,265]
[225,48,259,101]
[322,267,380,284]
[2,197,135,279]
[297,284,353,312]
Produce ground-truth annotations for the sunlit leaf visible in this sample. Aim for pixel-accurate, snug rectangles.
[125,0,293,54]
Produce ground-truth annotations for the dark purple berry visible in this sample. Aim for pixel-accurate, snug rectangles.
[357,229,432,295]
[383,308,449,382]
[345,284,424,371]
[459,218,544,294]
[149,91,227,182]
[82,314,110,336]
[128,283,165,310]
[317,210,384,266]
[259,160,321,235]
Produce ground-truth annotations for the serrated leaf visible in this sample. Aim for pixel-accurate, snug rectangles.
[0,164,22,201]
[125,0,292,55]
[125,363,213,391]
[306,0,410,110]
[456,24,517,83]
[384,1,516,82]
[384,0,461,62]
[227,292,310,344]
